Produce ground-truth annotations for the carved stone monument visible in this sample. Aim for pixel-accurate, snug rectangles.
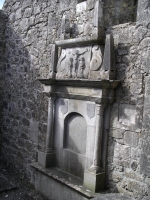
[33,0,120,198]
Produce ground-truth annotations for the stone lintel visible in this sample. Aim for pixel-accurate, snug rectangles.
[43,92,115,104]
[38,151,55,168]
[39,78,120,89]
[83,170,105,193]
[55,36,105,48]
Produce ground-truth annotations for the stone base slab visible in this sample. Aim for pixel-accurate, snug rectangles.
[31,162,95,199]
[38,151,55,168]
[83,170,105,193]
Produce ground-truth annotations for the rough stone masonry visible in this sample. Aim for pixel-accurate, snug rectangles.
[0,10,6,155]
[0,0,150,199]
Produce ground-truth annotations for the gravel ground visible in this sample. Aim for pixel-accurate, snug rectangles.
[0,160,49,200]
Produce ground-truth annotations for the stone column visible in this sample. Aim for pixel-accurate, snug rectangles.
[38,96,55,168]
[84,103,106,192]
[91,103,105,171]
[46,97,55,153]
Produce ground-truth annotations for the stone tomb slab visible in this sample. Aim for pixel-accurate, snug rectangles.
[31,162,95,199]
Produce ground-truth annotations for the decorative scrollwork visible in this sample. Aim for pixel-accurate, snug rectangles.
[90,45,102,71]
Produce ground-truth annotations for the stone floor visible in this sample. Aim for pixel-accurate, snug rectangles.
[0,160,49,200]
[93,194,135,200]
[0,160,134,200]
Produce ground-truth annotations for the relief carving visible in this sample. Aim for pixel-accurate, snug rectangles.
[66,58,73,78]
[90,45,102,71]
[77,57,86,78]
[57,47,91,79]
[57,49,66,72]
[73,49,88,78]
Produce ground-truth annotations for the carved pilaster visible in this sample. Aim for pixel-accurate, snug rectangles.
[46,97,55,153]
[84,103,106,192]
[91,103,105,171]
[38,97,55,168]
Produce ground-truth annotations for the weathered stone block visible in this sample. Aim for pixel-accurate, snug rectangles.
[114,142,130,161]
[76,1,86,13]
[84,170,105,192]
[110,128,125,139]
[119,104,136,126]
[124,131,139,147]
[38,151,55,168]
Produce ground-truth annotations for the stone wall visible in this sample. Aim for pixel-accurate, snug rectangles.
[103,0,137,27]
[0,10,6,155]
[1,0,150,199]
[107,0,150,198]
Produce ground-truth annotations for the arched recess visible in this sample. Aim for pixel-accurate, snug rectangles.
[64,112,87,155]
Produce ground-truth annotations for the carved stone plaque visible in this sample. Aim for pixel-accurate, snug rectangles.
[56,46,92,79]
[56,45,103,80]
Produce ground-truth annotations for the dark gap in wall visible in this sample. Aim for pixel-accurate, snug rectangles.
[77,0,86,4]
[134,0,138,21]
[103,0,138,28]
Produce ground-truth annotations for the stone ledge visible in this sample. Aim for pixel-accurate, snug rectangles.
[31,163,134,200]
[38,78,120,89]
[55,37,105,48]
[31,162,96,199]
[44,92,115,104]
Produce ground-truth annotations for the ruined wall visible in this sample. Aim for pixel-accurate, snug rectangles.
[0,10,6,155]
[1,0,150,199]
[108,0,150,199]
[103,0,137,27]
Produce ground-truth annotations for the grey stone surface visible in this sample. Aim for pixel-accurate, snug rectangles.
[56,46,92,79]
[32,162,94,199]
[60,99,68,115]
[38,151,55,168]
[65,113,87,155]
[92,193,134,200]
[0,0,150,200]
[103,0,137,27]
[54,98,97,179]
[0,10,6,155]
[84,170,105,192]
[0,173,17,192]
[119,104,136,126]
[86,103,95,119]
[101,33,115,79]
[29,119,39,142]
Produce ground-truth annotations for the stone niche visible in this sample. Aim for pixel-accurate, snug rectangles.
[32,1,120,199]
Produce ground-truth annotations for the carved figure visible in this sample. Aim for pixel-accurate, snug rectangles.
[66,58,73,78]
[57,49,66,72]
[77,57,86,78]
[90,45,102,71]
[73,48,88,77]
